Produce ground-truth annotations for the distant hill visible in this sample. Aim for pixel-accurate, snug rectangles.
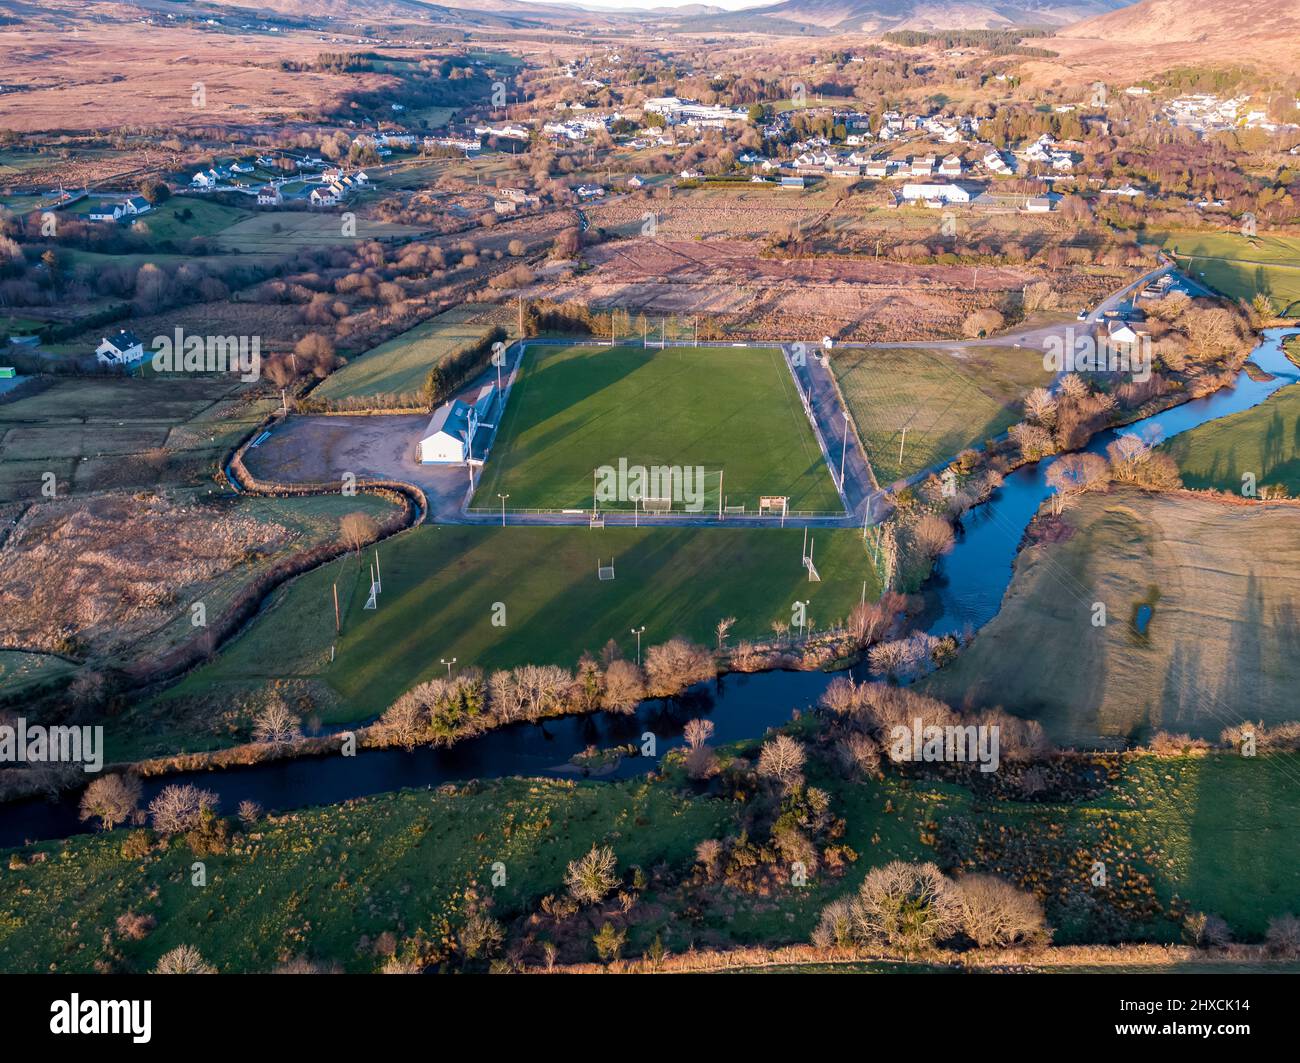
[1064,0,1299,42]
[1037,0,1300,79]
[679,0,1130,33]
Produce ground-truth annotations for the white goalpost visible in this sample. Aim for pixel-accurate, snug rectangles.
[597,557,616,581]
[364,554,383,609]
[594,469,725,517]
[801,527,821,582]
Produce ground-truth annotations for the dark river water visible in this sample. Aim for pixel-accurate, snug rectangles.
[3,328,1296,849]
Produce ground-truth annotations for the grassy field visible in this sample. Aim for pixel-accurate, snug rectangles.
[0,778,731,973]
[0,376,277,500]
[62,198,252,242]
[925,488,1300,745]
[0,650,76,698]
[1144,230,1300,314]
[160,524,880,722]
[3,749,1298,971]
[1165,382,1300,494]
[313,306,498,402]
[213,211,430,254]
[473,344,842,514]
[831,344,1053,484]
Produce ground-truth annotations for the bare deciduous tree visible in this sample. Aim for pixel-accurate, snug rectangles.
[148,784,218,835]
[683,718,715,750]
[757,734,806,789]
[252,697,302,745]
[564,845,619,905]
[1045,452,1109,515]
[340,512,380,554]
[643,638,716,698]
[952,874,1049,947]
[601,659,645,712]
[912,513,955,560]
[152,944,215,974]
[79,774,142,831]
[714,616,735,651]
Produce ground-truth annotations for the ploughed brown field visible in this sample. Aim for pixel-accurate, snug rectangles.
[528,237,1038,341]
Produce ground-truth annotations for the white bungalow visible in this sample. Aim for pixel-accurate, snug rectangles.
[417,385,495,464]
[900,182,973,204]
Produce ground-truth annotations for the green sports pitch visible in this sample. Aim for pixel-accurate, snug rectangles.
[472,343,843,514]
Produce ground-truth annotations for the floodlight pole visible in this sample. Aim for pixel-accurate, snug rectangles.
[898,427,907,467]
[631,626,645,667]
[498,493,509,526]
[839,409,850,490]
[441,657,457,679]
[717,469,723,519]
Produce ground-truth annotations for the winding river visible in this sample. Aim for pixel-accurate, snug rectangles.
[3,328,1296,849]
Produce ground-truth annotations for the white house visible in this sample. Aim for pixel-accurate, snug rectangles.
[901,182,972,204]
[310,186,340,206]
[1107,320,1147,346]
[95,330,145,366]
[627,175,644,188]
[122,196,151,216]
[417,385,495,464]
[939,154,964,177]
[88,203,124,223]
[257,186,283,206]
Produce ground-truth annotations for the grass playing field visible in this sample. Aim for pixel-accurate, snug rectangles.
[473,343,842,514]
[313,306,499,403]
[161,524,880,722]
[831,344,1053,485]
[924,488,1300,745]
[1165,381,1300,494]
[1144,230,1300,315]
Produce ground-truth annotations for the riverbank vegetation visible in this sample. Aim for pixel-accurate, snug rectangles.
[6,712,1300,973]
